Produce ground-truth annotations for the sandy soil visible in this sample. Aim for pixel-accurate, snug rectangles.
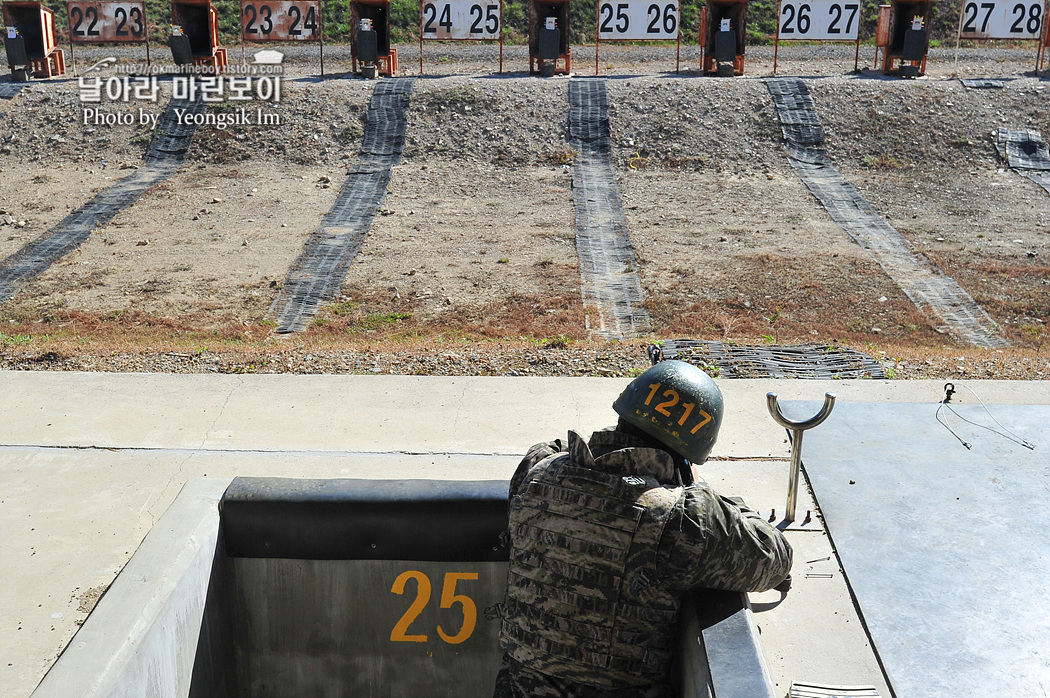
[0,43,1047,378]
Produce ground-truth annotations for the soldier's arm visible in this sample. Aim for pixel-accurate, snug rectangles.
[662,486,793,593]
[508,438,565,496]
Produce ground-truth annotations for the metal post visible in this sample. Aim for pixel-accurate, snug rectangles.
[773,0,781,74]
[766,392,836,523]
[676,29,680,73]
[595,0,599,74]
[1037,0,1048,73]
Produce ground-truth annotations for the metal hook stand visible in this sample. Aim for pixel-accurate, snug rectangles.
[767,392,836,525]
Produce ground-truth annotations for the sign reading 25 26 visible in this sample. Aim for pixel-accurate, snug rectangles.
[598,0,679,40]
[421,0,501,40]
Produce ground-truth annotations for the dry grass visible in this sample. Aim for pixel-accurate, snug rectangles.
[1,290,1047,379]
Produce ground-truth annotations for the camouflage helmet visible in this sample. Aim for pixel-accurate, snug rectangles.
[613,360,724,464]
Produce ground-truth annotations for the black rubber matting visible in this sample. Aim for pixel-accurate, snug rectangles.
[996,127,1050,195]
[0,97,204,302]
[766,77,1008,349]
[266,78,414,333]
[959,78,1005,89]
[653,339,886,379]
[567,78,650,339]
[800,400,1049,698]
[0,81,27,99]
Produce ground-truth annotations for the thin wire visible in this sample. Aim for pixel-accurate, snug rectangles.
[953,385,1037,450]
[936,384,1036,451]
[936,402,972,450]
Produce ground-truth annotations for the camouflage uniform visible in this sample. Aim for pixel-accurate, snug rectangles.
[493,427,792,698]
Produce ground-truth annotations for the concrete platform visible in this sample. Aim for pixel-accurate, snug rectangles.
[2,373,1047,697]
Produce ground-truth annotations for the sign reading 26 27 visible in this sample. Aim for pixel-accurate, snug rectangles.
[421,0,501,40]
[598,1,679,39]
[778,0,860,40]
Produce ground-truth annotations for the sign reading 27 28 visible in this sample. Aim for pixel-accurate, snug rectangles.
[778,0,860,40]
[598,0,679,40]
[958,0,1043,39]
[421,0,501,40]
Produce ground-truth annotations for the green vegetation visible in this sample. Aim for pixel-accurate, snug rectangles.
[41,0,975,47]
[0,332,32,345]
[363,311,412,326]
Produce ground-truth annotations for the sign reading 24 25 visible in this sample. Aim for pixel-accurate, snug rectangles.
[421,0,501,40]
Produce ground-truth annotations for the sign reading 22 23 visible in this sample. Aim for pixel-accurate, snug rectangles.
[390,571,479,644]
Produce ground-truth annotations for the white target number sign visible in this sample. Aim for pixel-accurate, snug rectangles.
[778,0,860,40]
[67,2,147,42]
[421,0,501,40]
[959,0,1043,39]
[597,1,680,40]
[241,1,321,41]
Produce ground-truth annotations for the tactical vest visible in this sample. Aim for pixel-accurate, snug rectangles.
[500,442,684,688]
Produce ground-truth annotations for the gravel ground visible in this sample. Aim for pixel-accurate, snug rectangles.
[0,43,1047,380]
[2,339,1047,380]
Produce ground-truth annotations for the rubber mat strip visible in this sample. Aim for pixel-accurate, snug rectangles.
[996,127,1050,195]
[0,82,27,99]
[567,78,651,340]
[766,77,1008,349]
[0,96,204,303]
[266,78,414,333]
[653,339,886,380]
[959,78,1005,89]
[1027,171,1050,194]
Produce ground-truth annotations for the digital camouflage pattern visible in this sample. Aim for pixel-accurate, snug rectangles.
[502,431,684,687]
[494,428,792,698]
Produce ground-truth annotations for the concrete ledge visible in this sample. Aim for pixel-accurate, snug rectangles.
[31,478,229,698]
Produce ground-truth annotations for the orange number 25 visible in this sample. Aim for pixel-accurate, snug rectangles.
[390,571,479,644]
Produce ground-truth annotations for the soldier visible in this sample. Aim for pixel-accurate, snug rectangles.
[494,360,792,698]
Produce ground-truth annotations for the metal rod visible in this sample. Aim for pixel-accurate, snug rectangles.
[766,392,836,522]
[773,0,781,74]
